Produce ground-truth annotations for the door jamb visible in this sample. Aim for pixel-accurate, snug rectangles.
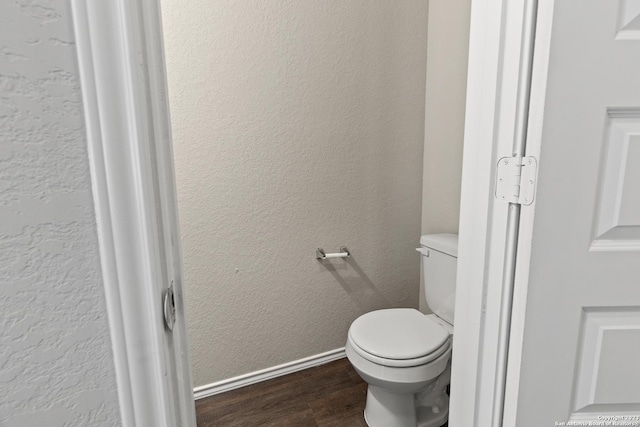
[502,0,554,424]
[451,0,554,426]
[71,1,196,426]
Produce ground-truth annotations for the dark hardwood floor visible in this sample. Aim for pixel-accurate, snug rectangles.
[196,358,367,426]
[196,357,448,427]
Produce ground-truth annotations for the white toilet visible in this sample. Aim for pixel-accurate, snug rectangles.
[345,234,458,427]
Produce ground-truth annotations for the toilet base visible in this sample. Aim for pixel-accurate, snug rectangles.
[416,361,450,427]
[362,359,451,427]
[364,386,417,427]
[362,387,449,427]
[416,389,449,427]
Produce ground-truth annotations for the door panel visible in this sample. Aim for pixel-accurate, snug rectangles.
[617,0,640,40]
[573,308,640,409]
[592,109,640,250]
[515,0,640,425]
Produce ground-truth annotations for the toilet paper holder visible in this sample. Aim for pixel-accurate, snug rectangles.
[316,246,350,260]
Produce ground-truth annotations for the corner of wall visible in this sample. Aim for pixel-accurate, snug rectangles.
[419,0,472,313]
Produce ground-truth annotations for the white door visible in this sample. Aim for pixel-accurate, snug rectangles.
[514,0,640,425]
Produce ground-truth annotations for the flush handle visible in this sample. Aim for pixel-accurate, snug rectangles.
[416,248,430,257]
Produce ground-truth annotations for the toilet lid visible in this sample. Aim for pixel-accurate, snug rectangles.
[349,309,449,360]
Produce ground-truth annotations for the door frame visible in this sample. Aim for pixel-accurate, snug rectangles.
[451,0,554,426]
[71,0,555,426]
[71,0,195,426]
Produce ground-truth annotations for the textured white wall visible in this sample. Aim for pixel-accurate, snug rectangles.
[161,0,429,386]
[420,0,471,312]
[0,1,121,425]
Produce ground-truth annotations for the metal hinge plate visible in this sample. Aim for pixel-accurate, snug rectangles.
[495,156,538,205]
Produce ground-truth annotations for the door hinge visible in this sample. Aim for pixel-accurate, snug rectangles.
[495,156,538,205]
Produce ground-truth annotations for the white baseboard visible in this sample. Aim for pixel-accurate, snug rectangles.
[193,347,347,400]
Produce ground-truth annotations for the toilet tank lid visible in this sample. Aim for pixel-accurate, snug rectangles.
[420,233,458,257]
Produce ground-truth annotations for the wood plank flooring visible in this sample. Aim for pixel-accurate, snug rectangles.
[195,358,367,426]
[195,357,448,426]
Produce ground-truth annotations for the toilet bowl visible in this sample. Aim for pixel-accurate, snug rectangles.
[345,233,458,427]
[346,309,452,427]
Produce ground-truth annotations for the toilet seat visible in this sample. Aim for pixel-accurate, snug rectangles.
[348,308,450,368]
[348,334,450,368]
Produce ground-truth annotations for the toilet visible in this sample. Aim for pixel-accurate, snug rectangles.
[345,234,458,427]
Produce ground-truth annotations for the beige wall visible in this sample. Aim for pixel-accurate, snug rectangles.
[419,0,471,312]
[161,0,429,387]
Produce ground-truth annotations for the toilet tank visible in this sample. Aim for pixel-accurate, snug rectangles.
[420,234,458,326]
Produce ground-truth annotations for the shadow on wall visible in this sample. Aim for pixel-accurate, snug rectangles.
[318,258,391,311]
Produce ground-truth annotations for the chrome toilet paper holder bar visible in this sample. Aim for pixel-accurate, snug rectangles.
[316,246,350,260]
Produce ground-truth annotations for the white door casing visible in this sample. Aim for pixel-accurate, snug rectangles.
[450,0,554,424]
[513,0,640,425]
[72,0,196,426]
